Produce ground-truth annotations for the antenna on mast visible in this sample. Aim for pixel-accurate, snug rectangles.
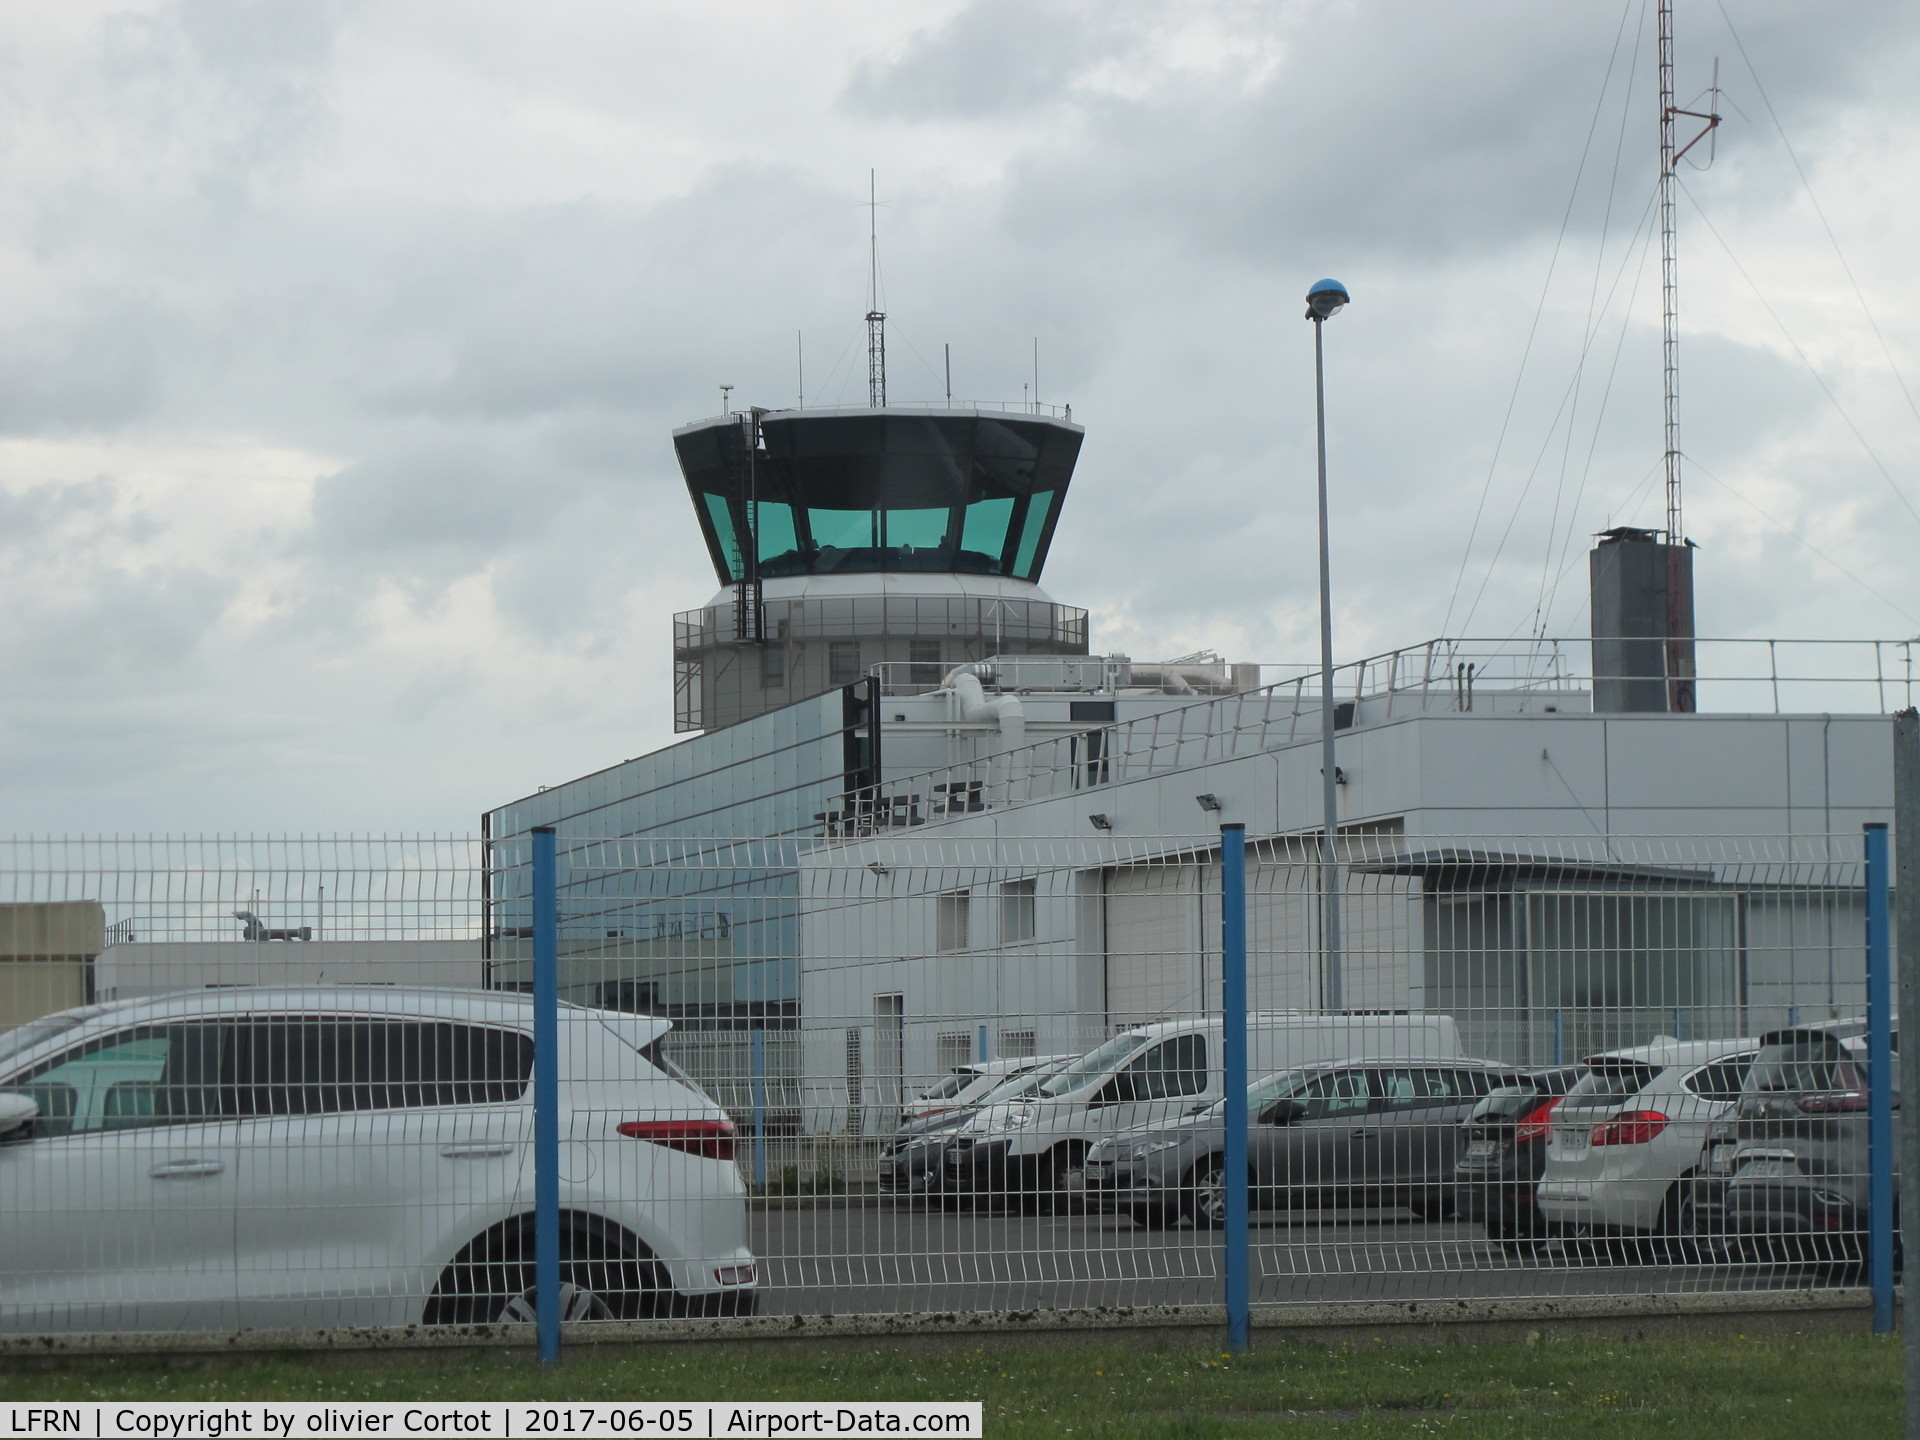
[1657,0,1721,546]
[1653,0,1718,714]
[865,170,887,408]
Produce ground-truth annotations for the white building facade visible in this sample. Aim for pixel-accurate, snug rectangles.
[796,664,1898,1129]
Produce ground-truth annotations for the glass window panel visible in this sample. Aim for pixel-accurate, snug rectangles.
[884,507,952,569]
[1013,491,1055,578]
[1120,1034,1208,1100]
[809,508,876,552]
[958,496,1015,573]
[702,493,739,582]
[8,1026,226,1135]
[228,1019,534,1117]
[829,641,863,686]
[1295,1068,1374,1118]
[754,502,800,569]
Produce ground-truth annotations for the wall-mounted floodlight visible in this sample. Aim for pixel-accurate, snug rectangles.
[1305,278,1350,322]
[1088,814,1114,831]
[1195,794,1222,813]
[868,862,890,876]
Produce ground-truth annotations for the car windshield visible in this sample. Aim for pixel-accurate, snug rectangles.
[916,1072,973,1103]
[1041,1032,1151,1097]
[1747,1035,1861,1096]
[0,1014,87,1071]
[977,1062,1066,1106]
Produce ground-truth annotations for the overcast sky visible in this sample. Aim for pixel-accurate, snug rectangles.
[3,0,1917,837]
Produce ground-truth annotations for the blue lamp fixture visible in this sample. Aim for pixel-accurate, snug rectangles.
[1305,279,1350,321]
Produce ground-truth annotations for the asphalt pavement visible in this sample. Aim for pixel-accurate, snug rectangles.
[748,1201,1853,1317]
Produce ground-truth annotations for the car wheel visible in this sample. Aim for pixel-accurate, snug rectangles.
[424,1216,665,1326]
[1184,1157,1229,1230]
[1128,1204,1179,1230]
[1026,1145,1086,1214]
[1665,1175,1718,1263]
[495,1281,616,1324]
[1482,1204,1540,1243]
[1406,1189,1455,1222]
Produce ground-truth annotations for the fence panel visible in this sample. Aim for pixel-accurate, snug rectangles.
[0,830,1889,1336]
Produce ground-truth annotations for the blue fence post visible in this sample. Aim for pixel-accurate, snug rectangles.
[1672,1008,1685,1042]
[1553,1009,1564,1066]
[977,1025,989,1064]
[531,826,561,1365]
[1220,822,1250,1353]
[751,1027,768,1193]
[1865,822,1895,1336]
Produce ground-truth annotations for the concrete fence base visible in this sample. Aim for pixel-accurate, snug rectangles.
[0,1288,1880,1365]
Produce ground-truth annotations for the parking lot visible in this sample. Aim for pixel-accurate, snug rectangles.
[749,1199,1848,1316]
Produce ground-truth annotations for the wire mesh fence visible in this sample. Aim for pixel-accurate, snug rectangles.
[0,830,1896,1336]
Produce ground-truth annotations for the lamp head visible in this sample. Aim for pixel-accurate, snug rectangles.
[1305,279,1350,322]
[1088,813,1114,832]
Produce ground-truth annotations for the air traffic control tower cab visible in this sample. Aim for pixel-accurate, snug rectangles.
[671,406,1091,732]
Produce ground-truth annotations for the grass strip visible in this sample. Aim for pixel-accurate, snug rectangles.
[0,1331,1894,1438]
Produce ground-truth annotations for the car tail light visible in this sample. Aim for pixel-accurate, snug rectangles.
[616,1118,736,1160]
[1796,1091,1868,1114]
[1514,1095,1563,1144]
[1590,1110,1669,1147]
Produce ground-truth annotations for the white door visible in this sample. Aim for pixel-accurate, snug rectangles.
[227,1017,532,1329]
[1249,851,1319,1011]
[1105,865,1204,1026]
[0,1023,239,1333]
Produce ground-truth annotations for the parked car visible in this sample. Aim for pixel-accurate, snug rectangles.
[1535,1038,1754,1256]
[0,988,758,1333]
[901,1054,1076,1125]
[881,1058,1074,1200]
[1452,1065,1586,1252]
[942,1012,1464,1210]
[1716,1018,1898,1265]
[1083,1058,1526,1228]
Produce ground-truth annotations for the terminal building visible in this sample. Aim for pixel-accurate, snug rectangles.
[482,378,1902,1127]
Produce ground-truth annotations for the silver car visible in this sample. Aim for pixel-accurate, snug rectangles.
[1085,1058,1523,1228]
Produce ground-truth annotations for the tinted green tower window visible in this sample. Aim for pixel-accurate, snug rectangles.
[675,412,1079,585]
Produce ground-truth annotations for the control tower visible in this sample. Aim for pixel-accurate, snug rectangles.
[670,404,1091,732]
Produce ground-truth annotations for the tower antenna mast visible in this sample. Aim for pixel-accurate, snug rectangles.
[866,170,887,408]
[1657,0,1720,545]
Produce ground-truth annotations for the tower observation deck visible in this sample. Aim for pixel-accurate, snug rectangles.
[671,404,1090,732]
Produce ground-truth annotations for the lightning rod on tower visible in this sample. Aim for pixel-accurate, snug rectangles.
[866,171,887,408]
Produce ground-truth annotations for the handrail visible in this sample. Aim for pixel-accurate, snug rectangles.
[819,635,1917,836]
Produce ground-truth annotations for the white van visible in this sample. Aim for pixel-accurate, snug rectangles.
[941,1011,1461,1207]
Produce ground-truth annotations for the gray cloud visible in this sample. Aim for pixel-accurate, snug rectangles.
[844,0,1122,120]
[0,0,1915,834]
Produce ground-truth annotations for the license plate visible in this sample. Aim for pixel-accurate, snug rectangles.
[1557,1128,1588,1151]
[1464,1140,1498,1158]
[1738,1158,1800,1180]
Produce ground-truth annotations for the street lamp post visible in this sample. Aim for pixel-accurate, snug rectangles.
[1307,279,1350,1013]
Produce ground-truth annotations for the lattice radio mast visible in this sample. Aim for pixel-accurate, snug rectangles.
[866,170,887,408]
[1657,0,1720,545]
